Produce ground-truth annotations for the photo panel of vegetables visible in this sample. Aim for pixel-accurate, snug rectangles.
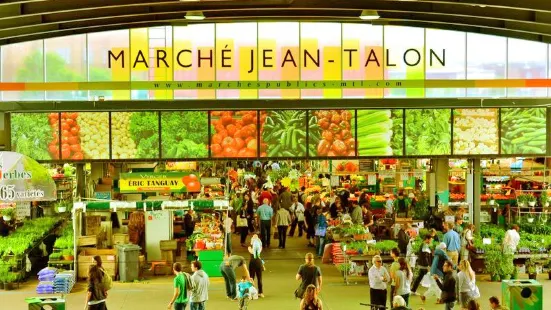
[406,109,451,156]
[210,111,258,158]
[501,108,546,155]
[453,108,498,155]
[62,112,109,160]
[161,112,209,158]
[11,113,60,161]
[111,112,159,159]
[308,110,355,157]
[357,110,403,156]
[261,110,307,157]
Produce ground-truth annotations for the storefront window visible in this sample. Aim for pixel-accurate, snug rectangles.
[147,26,173,100]
[215,23,258,99]
[342,24,383,98]
[300,22,342,99]
[507,38,547,98]
[258,22,300,99]
[88,29,130,100]
[425,29,466,98]
[45,34,87,101]
[173,24,215,100]
[1,40,44,101]
[466,33,506,98]
[384,26,425,98]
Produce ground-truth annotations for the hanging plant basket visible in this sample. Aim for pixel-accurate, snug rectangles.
[529,201,537,207]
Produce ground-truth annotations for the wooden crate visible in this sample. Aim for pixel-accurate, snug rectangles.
[78,235,97,246]
[160,240,177,251]
[112,233,129,245]
[161,250,175,264]
[77,248,117,279]
[85,215,102,236]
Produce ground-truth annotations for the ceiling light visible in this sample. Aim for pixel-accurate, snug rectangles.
[360,10,380,20]
[185,11,205,20]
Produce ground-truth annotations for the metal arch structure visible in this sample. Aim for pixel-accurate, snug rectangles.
[0,0,551,45]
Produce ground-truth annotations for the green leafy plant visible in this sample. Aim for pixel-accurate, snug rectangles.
[161,111,208,158]
[0,208,15,218]
[49,252,62,260]
[499,254,515,278]
[374,240,398,253]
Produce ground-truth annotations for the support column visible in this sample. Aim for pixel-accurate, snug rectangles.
[434,158,449,206]
[75,163,85,199]
[472,159,481,228]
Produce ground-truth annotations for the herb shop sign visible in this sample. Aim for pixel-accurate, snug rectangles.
[0,152,57,202]
[119,172,201,193]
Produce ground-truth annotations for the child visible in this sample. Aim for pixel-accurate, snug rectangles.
[237,276,254,310]
[250,234,265,270]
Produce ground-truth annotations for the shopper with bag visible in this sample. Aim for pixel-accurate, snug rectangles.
[458,260,480,309]
[238,194,254,247]
[248,235,265,298]
[411,234,433,296]
[434,260,457,310]
[289,195,305,237]
[421,243,449,304]
[93,256,112,291]
[314,207,328,258]
[461,224,476,261]
[85,265,108,310]
[295,253,322,299]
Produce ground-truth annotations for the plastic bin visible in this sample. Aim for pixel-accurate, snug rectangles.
[26,297,65,310]
[502,279,542,310]
[116,244,141,282]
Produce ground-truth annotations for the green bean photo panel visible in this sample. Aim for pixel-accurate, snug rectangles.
[501,108,546,155]
[261,110,307,157]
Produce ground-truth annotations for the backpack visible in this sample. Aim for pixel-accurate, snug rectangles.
[101,269,113,291]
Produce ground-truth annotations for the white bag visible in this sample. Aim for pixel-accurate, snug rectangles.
[420,273,431,288]
[249,286,259,300]
[423,277,442,298]
[471,284,481,299]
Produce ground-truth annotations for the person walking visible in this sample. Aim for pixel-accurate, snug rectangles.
[394,258,413,307]
[167,263,187,310]
[279,186,293,211]
[397,223,410,256]
[299,284,323,310]
[461,224,475,262]
[275,206,291,249]
[434,260,457,310]
[314,207,328,257]
[388,248,401,307]
[190,261,209,310]
[411,234,433,296]
[223,213,233,255]
[85,265,108,310]
[368,255,390,309]
[444,222,461,266]
[295,253,323,299]
[238,193,255,246]
[256,198,274,248]
[248,237,264,298]
[458,260,479,309]
[421,243,449,304]
[220,255,250,300]
[289,196,305,237]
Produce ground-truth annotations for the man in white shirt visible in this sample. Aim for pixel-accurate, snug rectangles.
[503,224,520,254]
[289,196,305,237]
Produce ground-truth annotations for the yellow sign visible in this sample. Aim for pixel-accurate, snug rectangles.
[119,172,200,193]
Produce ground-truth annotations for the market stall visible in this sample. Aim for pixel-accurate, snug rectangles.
[72,199,231,279]
[0,152,58,290]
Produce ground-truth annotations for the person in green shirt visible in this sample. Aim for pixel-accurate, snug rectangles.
[388,248,401,307]
[168,262,187,310]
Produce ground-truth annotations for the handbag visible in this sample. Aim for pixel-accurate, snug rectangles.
[471,283,481,299]
[315,226,327,237]
[237,217,248,227]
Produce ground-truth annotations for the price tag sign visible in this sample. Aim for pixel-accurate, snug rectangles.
[16,202,30,219]
[367,174,377,185]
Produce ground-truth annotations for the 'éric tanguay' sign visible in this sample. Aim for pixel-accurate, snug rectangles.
[119,172,201,193]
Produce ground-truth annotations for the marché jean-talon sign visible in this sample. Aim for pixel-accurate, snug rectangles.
[107,48,446,71]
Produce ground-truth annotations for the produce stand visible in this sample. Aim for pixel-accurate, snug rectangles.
[72,199,231,278]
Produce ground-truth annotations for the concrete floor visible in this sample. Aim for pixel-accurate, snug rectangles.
[2,234,549,310]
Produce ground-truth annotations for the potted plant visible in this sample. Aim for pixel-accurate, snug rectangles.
[1,208,15,221]
[4,272,18,290]
[528,194,537,207]
[62,249,74,261]
[351,225,369,241]
[526,260,537,280]
[484,245,502,281]
[499,254,515,280]
[56,200,70,213]
[541,191,549,208]
[517,194,528,207]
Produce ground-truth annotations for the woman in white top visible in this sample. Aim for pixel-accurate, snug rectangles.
[458,260,478,309]
[368,255,390,308]
[461,224,475,261]
[394,257,413,307]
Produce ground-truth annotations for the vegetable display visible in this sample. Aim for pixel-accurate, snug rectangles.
[406,109,451,155]
[77,112,109,159]
[261,110,306,157]
[59,113,83,160]
[453,108,498,154]
[501,108,546,154]
[308,110,355,157]
[111,112,159,159]
[357,110,403,156]
[210,111,259,158]
[161,112,208,158]
[11,113,58,160]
